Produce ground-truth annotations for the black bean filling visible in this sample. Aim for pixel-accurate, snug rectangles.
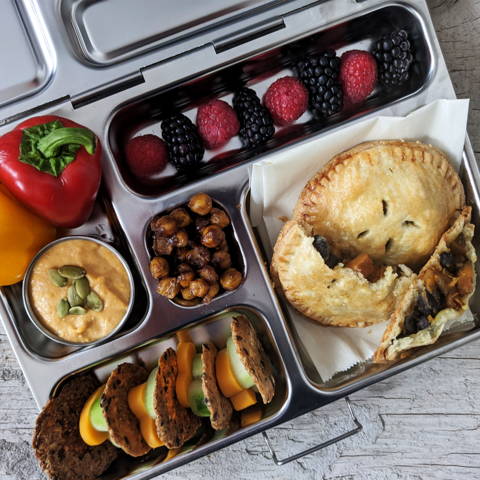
[398,247,470,338]
[400,309,430,337]
[313,235,339,268]
[439,251,452,269]
[417,289,445,317]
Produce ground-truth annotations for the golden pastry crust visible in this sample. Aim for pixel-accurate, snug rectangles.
[292,140,465,271]
[374,207,476,363]
[271,220,415,327]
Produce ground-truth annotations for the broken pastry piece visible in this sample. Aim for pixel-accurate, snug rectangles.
[374,207,476,363]
[271,220,415,327]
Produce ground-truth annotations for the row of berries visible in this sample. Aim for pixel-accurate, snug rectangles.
[125,29,413,177]
[124,83,292,176]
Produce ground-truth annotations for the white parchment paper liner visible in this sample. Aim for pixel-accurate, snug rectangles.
[249,99,474,381]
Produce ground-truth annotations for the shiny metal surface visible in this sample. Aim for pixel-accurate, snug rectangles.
[0,0,52,108]
[65,0,291,65]
[22,235,135,347]
[0,0,477,477]
[0,0,318,121]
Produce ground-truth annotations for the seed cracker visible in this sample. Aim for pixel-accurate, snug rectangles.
[201,343,233,430]
[231,315,275,404]
[154,347,201,449]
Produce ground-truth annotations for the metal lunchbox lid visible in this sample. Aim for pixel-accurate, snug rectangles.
[0,0,319,122]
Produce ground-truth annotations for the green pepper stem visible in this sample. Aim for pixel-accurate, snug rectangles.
[37,127,97,158]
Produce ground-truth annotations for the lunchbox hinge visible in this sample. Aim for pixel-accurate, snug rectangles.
[71,72,145,110]
[0,95,71,126]
[213,17,286,54]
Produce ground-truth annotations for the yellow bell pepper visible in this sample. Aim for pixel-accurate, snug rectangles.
[0,184,56,286]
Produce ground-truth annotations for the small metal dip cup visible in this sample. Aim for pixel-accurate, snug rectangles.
[22,236,135,347]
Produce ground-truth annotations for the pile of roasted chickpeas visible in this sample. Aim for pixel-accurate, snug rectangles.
[149,193,243,305]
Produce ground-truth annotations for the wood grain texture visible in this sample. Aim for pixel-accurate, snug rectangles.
[2,1,480,479]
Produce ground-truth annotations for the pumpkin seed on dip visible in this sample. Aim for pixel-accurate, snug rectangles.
[29,239,131,343]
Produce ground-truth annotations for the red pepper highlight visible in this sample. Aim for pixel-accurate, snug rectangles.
[0,115,102,228]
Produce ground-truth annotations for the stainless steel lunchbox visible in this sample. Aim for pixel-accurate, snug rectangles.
[1,0,478,476]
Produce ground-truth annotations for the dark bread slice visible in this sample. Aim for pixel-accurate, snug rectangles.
[32,375,118,480]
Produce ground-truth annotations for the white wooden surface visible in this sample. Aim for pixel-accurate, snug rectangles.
[1,1,480,479]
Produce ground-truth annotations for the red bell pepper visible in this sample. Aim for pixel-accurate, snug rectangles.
[0,115,102,228]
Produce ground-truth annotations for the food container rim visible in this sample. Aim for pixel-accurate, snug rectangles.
[22,235,136,347]
[238,141,480,395]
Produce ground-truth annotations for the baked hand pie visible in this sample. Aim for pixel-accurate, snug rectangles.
[271,140,466,328]
[292,140,465,271]
[373,207,476,363]
[270,220,415,327]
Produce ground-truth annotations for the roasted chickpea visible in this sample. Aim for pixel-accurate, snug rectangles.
[216,238,229,252]
[150,215,159,231]
[150,257,170,280]
[201,225,225,248]
[194,215,211,234]
[170,229,189,248]
[210,208,230,229]
[220,268,242,291]
[170,207,192,228]
[198,265,218,285]
[175,297,202,307]
[211,250,232,271]
[181,287,195,300]
[174,247,188,263]
[177,271,196,288]
[175,263,194,275]
[155,215,178,238]
[186,246,211,269]
[189,278,210,298]
[189,193,212,216]
[154,236,173,256]
[175,263,195,287]
[204,282,220,304]
[157,277,180,299]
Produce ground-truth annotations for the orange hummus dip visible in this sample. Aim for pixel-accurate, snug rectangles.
[29,239,131,343]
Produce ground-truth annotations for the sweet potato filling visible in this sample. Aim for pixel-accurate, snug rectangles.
[345,253,373,278]
[313,235,393,283]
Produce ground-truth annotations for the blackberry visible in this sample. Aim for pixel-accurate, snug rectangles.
[161,114,205,171]
[298,49,344,118]
[232,88,275,147]
[372,30,414,86]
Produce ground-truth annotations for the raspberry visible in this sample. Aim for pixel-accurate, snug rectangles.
[339,50,377,104]
[196,100,240,149]
[264,76,308,125]
[125,134,168,177]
